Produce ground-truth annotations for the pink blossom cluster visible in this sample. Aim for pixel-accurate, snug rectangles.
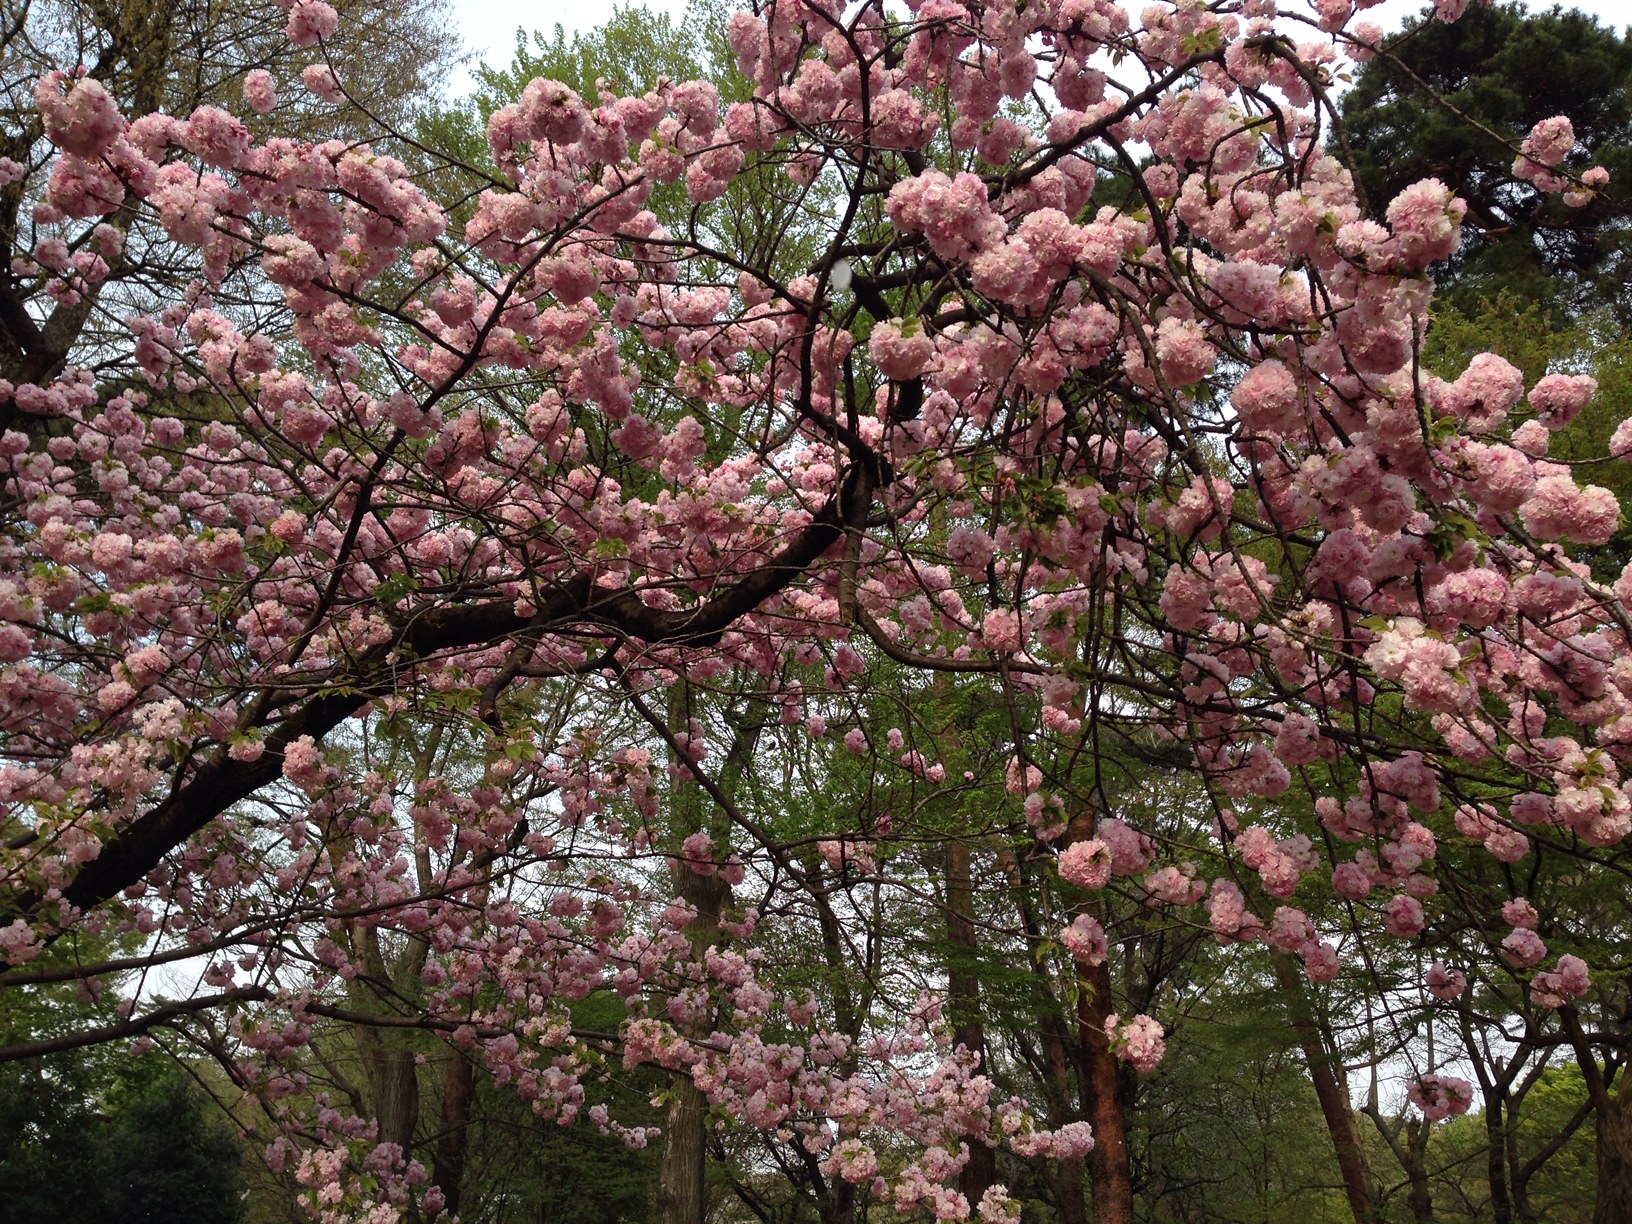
[1105,1013,1166,1072]
[1407,1073,1475,1122]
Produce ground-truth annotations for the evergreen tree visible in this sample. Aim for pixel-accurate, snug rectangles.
[1342,3,1632,317]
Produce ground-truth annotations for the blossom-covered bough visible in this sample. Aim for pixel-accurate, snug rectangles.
[0,0,1626,1219]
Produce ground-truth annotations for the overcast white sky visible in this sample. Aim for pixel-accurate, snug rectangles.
[446,0,1632,93]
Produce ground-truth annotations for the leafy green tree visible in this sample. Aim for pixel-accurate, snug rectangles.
[1342,3,1632,318]
[0,1055,246,1224]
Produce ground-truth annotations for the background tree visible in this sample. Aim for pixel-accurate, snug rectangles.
[1341,2,1632,318]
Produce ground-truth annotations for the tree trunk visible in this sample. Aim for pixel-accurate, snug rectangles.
[1560,1007,1629,1224]
[805,846,862,1224]
[657,861,726,1224]
[820,1179,856,1224]
[946,838,998,1210]
[366,1042,421,1153]
[1405,1117,1434,1223]
[1596,1088,1632,1224]
[1077,960,1134,1224]
[1050,1154,1090,1224]
[1002,841,1089,1224]
[656,682,741,1224]
[343,921,422,1155]
[658,1077,710,1224]
[1041,1007,1089,1224]
[432,1053,475,1218]
[1273,955,1375,1224]
[1484,1097,1512,1224]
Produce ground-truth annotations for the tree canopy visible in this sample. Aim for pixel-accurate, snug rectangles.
[1,0,1631,1222]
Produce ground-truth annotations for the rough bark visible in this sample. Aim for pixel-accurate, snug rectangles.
[347,923,422,1153]
[1407,1118,1435,1223]
[657,1077,711,1224]
[820,1178,856,1224]
[655,682,751,1224]
[432,1054,475,1219]
[999,845,1088,1224]
[656,846,724,1224]
[1077,959,1134,1224]
[1596,1089,1632,1224]
[1274,955,1375,1224]
[1559,1007,1630,1224]
[1484,1099,1512,1224]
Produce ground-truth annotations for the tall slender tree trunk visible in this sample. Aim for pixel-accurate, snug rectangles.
[820,1179,856,1224]
[1077,959,1134,1224]
[367,1042,422,1153]
[341,920,425,1155]
[1484,1097,1512,1224]
[1041,1007,1090,1224]
[946,837,997,1209]
[1405,1117,1435,1223]
[807,846,862,1224]
[433,1055,475,1218]
[656,682,748,1224]
[1560,1007,1629,1224]
[657,857,726,1224]
[1000,843,1089,1224]
[1274,955,1375,1224]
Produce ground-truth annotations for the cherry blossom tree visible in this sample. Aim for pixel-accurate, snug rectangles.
[1,0,1628,1219]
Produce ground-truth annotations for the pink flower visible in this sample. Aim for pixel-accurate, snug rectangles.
[1153,317,1215,387]
[1206,878,1262,943]
[35,72,125,159]
[1408,1073,1473,1122]
[1441,352,1524,430]
[886,170,1005,263]
[243,69,278,114]
[1514,115,1576,190]
[183,106,251,168]
[301,64,345,104]
[1058,839,1112,889]
[1532,954,1591,1008]
[287,0,339,47]
[520,78,587,146]
[869,319,935,380]
[1231,359,1302,436]
[1530,373,1595,430]
[1426,962,1466,1001]
[980,608,1024,653]
[1501,897,1538,929]
[0,919,42,965]
[1464,443,1535,512]
[1301,940,1340,983]
[1386,179,1465,268]
[1520,473,1620,545]
[1268,905,1314,952]
[1333,862,1373,901]
[1501,928,1548,968]
[1106,1013,1165,1072]
[281,734,324,790]
[1059,914,1107,965]
[1382,894,1426,938]
[678,831,716,876]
